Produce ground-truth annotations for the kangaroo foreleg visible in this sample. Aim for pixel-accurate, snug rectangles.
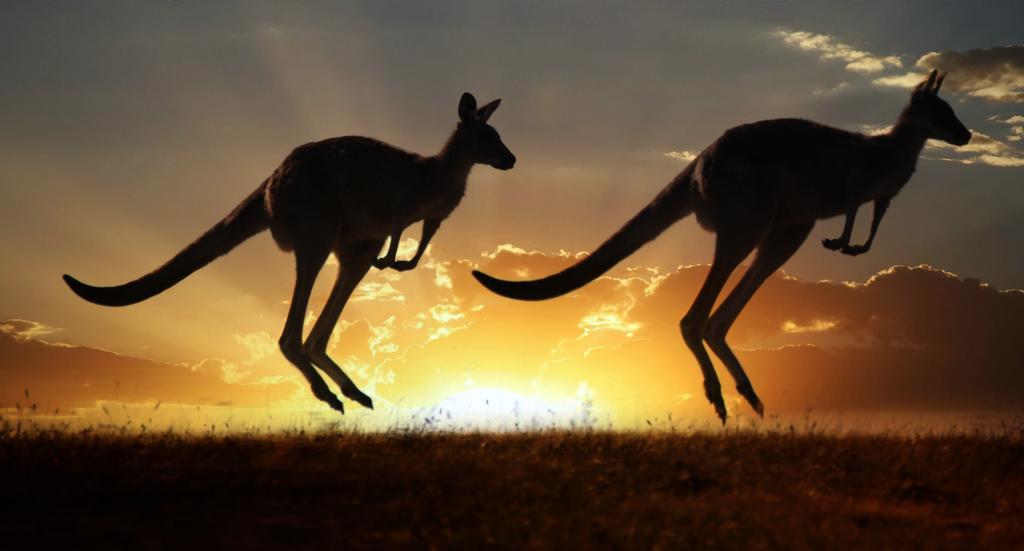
[390,218,440,272]
[822,206,858,251]
[840,198,889,256]
[373,228,403,270]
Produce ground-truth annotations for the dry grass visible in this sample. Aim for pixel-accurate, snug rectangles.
[1,424,1022,549]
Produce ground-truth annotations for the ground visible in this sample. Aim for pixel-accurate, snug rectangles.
[1,428,1022,549]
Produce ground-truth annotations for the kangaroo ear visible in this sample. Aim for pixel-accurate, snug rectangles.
[913,70,939,96]
[476,98,501,123]
[458,93,478,122]
[934,72,946,94]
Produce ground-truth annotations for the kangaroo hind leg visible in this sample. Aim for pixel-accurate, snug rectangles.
[279,243,345,412]
[680,228,762,424]
[302,240,382,410]
[704,223,813,417]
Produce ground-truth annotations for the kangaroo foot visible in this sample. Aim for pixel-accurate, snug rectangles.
[304,348,374,411]
[840,244,868,256]
[341,384,374,410]
[312,384,346,414]
[704,381,727,424]
[736,381,764,418]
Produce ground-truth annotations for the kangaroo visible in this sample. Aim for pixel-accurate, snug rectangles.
[473,71,969,423]
[64,92,516,413]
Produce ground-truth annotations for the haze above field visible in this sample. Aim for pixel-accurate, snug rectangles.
[1,2,1023,426]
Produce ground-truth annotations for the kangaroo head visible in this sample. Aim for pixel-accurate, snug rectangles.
[903,70,971,146]
[454,92,516,170]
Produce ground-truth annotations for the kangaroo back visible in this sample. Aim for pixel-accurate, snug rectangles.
[473,171,695,301]
[63,182,270,307]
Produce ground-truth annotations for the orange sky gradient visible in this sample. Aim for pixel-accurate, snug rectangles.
[2,3,1024,430]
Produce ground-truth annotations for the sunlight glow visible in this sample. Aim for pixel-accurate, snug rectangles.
[415,388,598,431]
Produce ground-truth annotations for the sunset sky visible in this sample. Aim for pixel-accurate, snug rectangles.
[2,2,1023,428]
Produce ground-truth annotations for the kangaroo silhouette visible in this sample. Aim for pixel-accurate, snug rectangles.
[474,71,970,423]
[64,92,516,413]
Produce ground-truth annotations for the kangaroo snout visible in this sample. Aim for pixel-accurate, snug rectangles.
[493,153,516,170]
[953,128,972,147]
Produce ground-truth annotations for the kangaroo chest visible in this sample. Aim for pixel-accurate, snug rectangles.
[399,180,466,224]
[866,157,916,201]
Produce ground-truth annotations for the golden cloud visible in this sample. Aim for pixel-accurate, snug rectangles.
[775,29,902,74]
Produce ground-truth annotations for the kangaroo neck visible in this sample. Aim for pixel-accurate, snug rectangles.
[433,130,475,188]
[872,121,927,176]
[886,121,928,160]
[864,121,928,196]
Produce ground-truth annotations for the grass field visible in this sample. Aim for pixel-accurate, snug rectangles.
[2,426,1022,549]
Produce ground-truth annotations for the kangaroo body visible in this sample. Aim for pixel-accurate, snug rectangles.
[474,71,971,422]
[266,136,469,251]
[691,119,922,230]
[65,93,515,413]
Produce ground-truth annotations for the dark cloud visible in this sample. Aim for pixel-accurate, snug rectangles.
[917,46,1024,103]
[627,263,1024,410]
[463,249,1024,412]
[0,321,297,412]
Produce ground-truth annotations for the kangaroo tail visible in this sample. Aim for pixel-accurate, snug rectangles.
[473,172,695,301]
[63,182,270,307]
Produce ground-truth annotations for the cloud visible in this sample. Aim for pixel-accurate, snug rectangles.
[781,319,837,334]
[775,30,902,74]
[233,331,278,366]
[306,245,1024,419]
[926,153,1024,168]
[812,81,850,96]
[578,304,642,339]
[777,29,1022,106]
[454,249,1024,412]
[989,115,1024,142]
[352,281,406,303]
[0,320,297,412]
[917,47,1024,103]
[873,46,1024,103]
[0,319,60,341]
[6,244,1024,423]
[989,114,1024,125]
[664,150,698,163]
[924,129,1024,167]
[861,124,893,136]
[872,72,928,89]
[861,124,1024,167]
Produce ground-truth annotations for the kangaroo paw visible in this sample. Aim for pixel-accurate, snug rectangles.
[841,244,868,256]
[372,258,392,270]
[342,385,374,410]
[822,238,846,251]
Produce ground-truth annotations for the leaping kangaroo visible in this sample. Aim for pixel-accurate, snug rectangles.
[474,71,970,423]
[64,92,516,413]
